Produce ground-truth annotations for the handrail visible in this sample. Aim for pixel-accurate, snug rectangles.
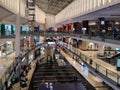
[0,31,120,42]
[60,43,120,87]
[0,47,35,89]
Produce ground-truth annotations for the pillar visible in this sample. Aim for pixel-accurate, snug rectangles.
[45,46,54,62]
[29,22,35,47]
[79,41,87,50]
[29,35,34,47]
[15,15,20,57]
[44,18,46,42]
[98,44,104,54]
[71,23,73,31]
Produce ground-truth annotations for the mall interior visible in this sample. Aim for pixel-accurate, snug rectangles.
[0,0,120,90]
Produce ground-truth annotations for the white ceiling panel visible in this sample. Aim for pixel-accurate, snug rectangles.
[35,0,74,15]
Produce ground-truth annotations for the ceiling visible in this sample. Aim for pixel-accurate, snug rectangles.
[35,0,74,15]
[0,6,28,24]
[58,3,120,25]
[0,6,13,21]
[81,3,120,21]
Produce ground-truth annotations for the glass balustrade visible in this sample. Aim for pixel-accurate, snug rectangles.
[0,47,34,89]
[0,31,120,43]
[99,65,106,76]
[91,62,96,69]
[64,44,120,86]
[107,70,118,82]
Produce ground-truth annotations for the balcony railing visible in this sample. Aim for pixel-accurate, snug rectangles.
[60,43,120,90]
[0,47,34,90]
[0,31,120,45]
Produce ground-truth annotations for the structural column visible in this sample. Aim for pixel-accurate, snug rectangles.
[15,15,20,57]
[98,44,104,54]
[29,22,35,47]
[44,18,46,42]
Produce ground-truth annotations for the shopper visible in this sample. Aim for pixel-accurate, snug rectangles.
[101,29,106,41]
[108,51,111,55]
[104,52,107,56]
[90,59,93,65]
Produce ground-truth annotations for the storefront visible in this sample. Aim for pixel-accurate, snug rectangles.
[0,44,6,57]
[6,41,14,54]
[0,24,15,36]
[20,37,30,50]
[34,36,39,45]
[87,42,98,50]
[20,25,29,35]
[0,41,14,57]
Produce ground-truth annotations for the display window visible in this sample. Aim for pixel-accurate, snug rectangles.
[6,41,14,54]
[5,25,11,35]
[0,41,14,57]
[34,36,39,45]
[0,24,15,36]
[21,26,29,34]
[0,44,6,57]
[21,26,29,31]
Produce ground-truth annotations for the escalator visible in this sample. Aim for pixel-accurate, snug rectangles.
[29,50,95,90]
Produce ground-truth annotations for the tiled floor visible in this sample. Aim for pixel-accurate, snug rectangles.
[60,50,110,90]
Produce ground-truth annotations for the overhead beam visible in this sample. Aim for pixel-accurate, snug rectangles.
[0,14,14,21]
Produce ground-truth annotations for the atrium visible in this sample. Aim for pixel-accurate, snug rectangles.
[0,0,120,90]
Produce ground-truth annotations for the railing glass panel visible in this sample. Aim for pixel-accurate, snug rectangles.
[63,43,120,85]
[107,70,118,82]
[99,65,107,76]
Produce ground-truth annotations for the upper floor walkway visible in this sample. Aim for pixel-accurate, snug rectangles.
[59,43,120,90]
[0,31,120,47]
